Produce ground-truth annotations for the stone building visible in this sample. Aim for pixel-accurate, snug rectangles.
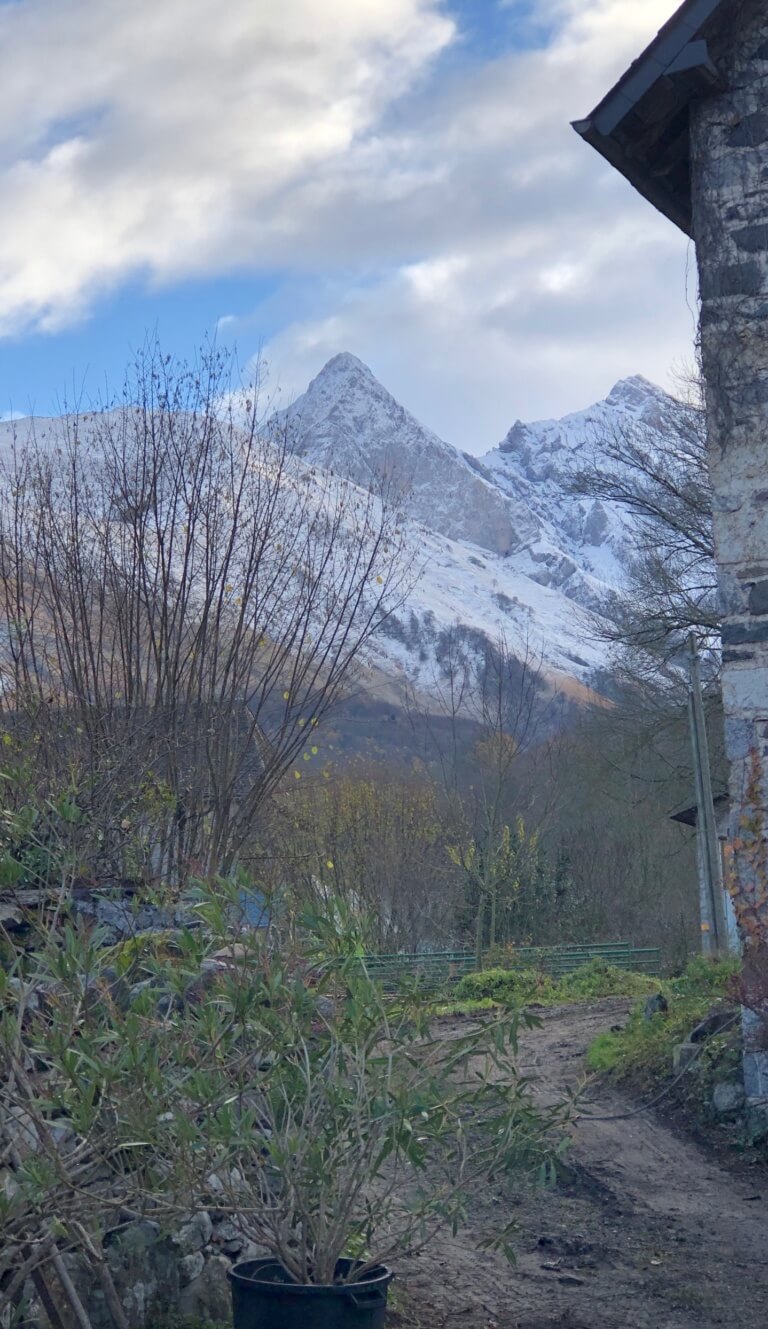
[574,0,768,1101]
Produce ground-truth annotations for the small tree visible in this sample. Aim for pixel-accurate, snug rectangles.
[411,630,563,959]
[0,343,411,889]
[273,763,459,952]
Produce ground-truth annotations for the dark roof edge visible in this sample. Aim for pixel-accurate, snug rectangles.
[669,791,729,826]
[572,0,729,236]
[574,0,726,135]
[571,117,693,232]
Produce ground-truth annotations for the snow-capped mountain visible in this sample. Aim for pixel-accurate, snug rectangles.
[280,353,689,698]
[480,375,682,615]
[0,356,689,708]
[281,352,538,557]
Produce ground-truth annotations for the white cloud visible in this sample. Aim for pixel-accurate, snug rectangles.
[261,0,696,446]
[0,0,697,446]
[0,0,452,332]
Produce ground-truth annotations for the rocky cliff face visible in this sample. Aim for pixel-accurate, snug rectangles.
[280,352,538,556]
[277,354,693,695]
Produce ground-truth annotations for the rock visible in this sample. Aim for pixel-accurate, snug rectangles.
[204,942,254,969]
[179,1251,206,1284]
[673,1042,699,1073]
[175,1211,213,1253]
[7,977,43,1010]
[49,1120,77,1151]
[212,1216,251,1255]
[155,991,182,1017]
[644,992,668,1021]
[178,1255,232,1322]
[689,1007,735,1043]
[4,1106,41,1156]
[104,1219,161,1253]
[236,1239,273,1263]
[314,994,336,1021]
[121,1280,154,1326]
[128,977,158,1002]
[206,1167,244,1197]
[212,1218,244,1244]
[712,1080,746,1115]
[745,1102,768,1144]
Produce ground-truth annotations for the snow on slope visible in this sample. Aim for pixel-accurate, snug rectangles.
[0,364,691,704]
[280,353,538,557]
[481,374,685,608]
[277,355,693,696]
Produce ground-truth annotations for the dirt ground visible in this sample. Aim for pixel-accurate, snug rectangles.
[390,999,768,1329]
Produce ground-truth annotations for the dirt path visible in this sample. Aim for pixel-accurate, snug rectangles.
[392,999,768,1329]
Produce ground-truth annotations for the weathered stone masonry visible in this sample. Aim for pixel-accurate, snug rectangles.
[574,0,768,1100]
[690,3,768,937]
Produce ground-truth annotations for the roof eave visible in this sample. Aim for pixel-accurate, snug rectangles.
[572,0,729,233]
[572,117,694,235]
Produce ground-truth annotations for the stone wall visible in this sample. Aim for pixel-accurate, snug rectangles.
[690,0,768,1101]
[27,1209,266,1328]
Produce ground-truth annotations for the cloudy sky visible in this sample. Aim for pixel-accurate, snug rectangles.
[0,0,696,449]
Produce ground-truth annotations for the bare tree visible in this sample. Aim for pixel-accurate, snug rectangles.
[272,762,460,952]
[0,343,411,889]
[408,629,565,959]
[572,373,717,668]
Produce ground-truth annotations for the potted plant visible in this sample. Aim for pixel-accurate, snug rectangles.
[2,881,563,1329]
[145,890,562,1328]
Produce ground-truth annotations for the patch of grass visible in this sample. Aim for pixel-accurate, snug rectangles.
[454,966,551,1005]
[552,959,659,1002]
[450,958,661,1014]
[666,952,741,1000]
[585,955,741,1103]
[432,996,501,1016]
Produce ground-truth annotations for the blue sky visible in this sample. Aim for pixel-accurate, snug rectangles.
[0,0,693,448]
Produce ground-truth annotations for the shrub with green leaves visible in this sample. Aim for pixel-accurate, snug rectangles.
[0,881,565,1313]
[454,958,660,1009]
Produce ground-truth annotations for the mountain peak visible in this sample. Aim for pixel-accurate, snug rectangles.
[605,374,664,409]
[280,352,537,558]
[311,351,375,387]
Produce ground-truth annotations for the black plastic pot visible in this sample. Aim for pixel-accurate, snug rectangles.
[228,1257,393,1329]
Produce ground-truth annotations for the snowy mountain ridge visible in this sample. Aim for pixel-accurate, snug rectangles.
[0,355,688,706]
[280,353,688,698]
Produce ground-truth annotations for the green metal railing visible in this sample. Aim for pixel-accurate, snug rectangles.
[356,940,662,992]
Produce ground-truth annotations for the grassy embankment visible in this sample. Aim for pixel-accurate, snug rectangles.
[585,954,741,1083]
[434,957,662,1016]
[437,955,750,1139]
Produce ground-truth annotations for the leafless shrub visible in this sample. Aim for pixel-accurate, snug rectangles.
[0,343,412,888]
